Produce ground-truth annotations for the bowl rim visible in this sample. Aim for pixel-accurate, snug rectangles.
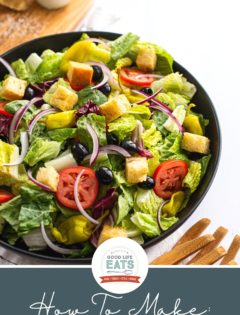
[0,31,221,264]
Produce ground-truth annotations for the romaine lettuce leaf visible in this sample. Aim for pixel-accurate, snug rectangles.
[77,86,107,107]
[151,72,196,99]
[11,59,29,80]
[108,114,136,142]
[128,105,151,120]
[121,216,142,238]
[131,212,160,237]
[147,148,160,176]
[108,33,139,68]
[77,113,107,151]
[0,196,21,232]
[198,154,211,180]
[116,186,135,224]
[48,128,77,142]
[142,122,162,147]
[163,105,186,133]
[183,161,201,193]
[24,138,61,166]
[160,216,179,231]
[134,188,163,217]
[152,110,169,136]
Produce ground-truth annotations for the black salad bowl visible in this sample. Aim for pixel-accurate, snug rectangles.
[0,32,221,264]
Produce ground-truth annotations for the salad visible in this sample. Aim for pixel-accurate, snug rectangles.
[0,33,211,257]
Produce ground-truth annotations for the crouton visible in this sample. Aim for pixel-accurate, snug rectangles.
[182,132,210,154]
[0,76,27,100]
[36,166,60,192]
[136,46,157,72]
[99,94,131,122]
[98,225,127,246]
[126,157,148,184]
[67,61,93,87]
[49,85,78,111]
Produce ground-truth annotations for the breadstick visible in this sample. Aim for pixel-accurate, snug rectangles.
[189,247,226,265]
[174,218,211,248]
[188,226,228,264]
[150,234,214,265]
[220,235,240,265]
[226,260,238,265]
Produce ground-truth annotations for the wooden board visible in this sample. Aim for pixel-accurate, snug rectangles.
[0,0,93,54]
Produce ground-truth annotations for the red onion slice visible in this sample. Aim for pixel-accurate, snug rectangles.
[132,88,162,105]
[0,57,16,77]
[28,108,58,135]
[86,61,113,85]
[132,120,144,148]
[135,74,163,80]
[41,222,76,255]
[92,71,109,90]
[100,145,131,157]
[86,123,99,166]
[4,132,29,166]
[8,107,23,144]
[74,170,99,225]
[27,169,52,192]
[150,104,184,134]
[14,97,42,132]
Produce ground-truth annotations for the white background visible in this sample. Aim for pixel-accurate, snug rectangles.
[84,0,240,258]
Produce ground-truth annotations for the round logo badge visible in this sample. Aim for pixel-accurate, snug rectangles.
[92,237,148,294]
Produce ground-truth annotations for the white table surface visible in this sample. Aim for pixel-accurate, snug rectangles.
[1,0,240,264]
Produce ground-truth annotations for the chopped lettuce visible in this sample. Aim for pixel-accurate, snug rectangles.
[151,72,197,99]
[198,154,211,180]
[25,53,43,75]
[108,114,136,141]
[48,128,77,142]
[131,212,160,237]
[147,148,161,176]
[116,186,135,224]
[163,105,186,133]
[183,161,201,193]
[134,188,163,217]
[121,216,142,238]
[24,138,61,166]
[128,105,152,120]
[4,100,38,124]
[116,57,133,70]
[0,196,22,232]
[77,113,107,151]
[77,86,107,107]
[11,59,29,80]
[0,140,19,185]
[142,122,162,147]
[108,33,139,68]
[152,110,169,136]
[160,216,179,231]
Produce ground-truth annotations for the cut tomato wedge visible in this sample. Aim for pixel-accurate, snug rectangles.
[56,166,99,210]
[119,67,155,87]
[153,160,188,199]
[0,101,13,117]
[0,190,14,203]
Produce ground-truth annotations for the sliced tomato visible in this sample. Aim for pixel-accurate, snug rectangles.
[56,166,99,210]
[70,83,85,91]
[119,67,155,87]
[0,101,13,117]
[153,160,188,199]
[0,190,14,203]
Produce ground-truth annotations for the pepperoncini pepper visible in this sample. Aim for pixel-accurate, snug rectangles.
[52,215,93,245]
[162,191,185,216]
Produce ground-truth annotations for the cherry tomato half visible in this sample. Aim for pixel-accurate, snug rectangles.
[56,166,99,210]
[153,160,188,199]
[0,190,14,203]
[0,101,13,117]
[119,67,155,87]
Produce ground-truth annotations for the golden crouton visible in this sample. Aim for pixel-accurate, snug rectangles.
[98,225,127,246]
[36,166,60,192]
[126,157,148,184]
[49,85,78,111]
[67,61,93,87]
[182,132,210,154]
[136,46,157,72]
[99,94,131,123]
[0,76,27,100]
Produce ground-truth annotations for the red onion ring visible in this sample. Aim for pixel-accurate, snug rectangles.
[28,108,58,135]
[100,145,131,158]
[132,88,171,111]
[0,57,16,77]
[8,107,22,144]
[74,170,99,225]
[132,120,144,148]
[86,123,99,166]
[91,71,109,90]
[4,132,29,166]
[14,97,42,132]
[41,222,76,255]
[27,169,52,192]
[86,61,113,85]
